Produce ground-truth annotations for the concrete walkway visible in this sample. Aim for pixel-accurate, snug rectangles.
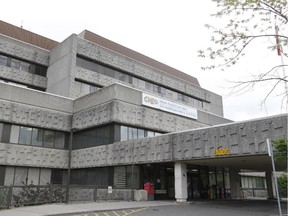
[0,201,177,216]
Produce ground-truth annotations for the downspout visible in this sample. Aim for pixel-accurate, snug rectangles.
[66,129,73,203]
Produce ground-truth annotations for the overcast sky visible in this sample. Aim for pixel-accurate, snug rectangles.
[1,0,287,121]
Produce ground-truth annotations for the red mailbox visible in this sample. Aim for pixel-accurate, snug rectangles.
[144,182,155,195]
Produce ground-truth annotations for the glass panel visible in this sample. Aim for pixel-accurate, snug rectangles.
[153,85,161,94]
[10,125,20,143]
[51,169,64,185]
[39,169,51,185]
[43,130,54,148]
[90,85,99,93]
[81,82,90,95]
[20,61,30,72]
[18,126,32,145]
[128,127,138,140]
[4,167,14,186]
[127,165,140,189]
[120,126,128,141]
[31,128,43,147]
[34,65,47,77]
[138,129,145,139]
[154,132,162,136]
[0,55,8,66]
[14,167,28,185]
[147,131,155,137]
[27,168,40,185]
[0,123,3,142]
[54,132,65,149]
[11,59,20,69]
[145,82,152,91]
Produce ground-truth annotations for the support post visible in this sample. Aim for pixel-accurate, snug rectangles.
[229,169,241,199]
[174,162,187,202]
[66,129,73,203]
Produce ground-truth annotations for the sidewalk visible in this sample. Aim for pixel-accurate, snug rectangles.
[0,201,177,216]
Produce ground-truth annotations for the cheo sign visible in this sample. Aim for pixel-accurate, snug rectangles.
[142,93,198,120]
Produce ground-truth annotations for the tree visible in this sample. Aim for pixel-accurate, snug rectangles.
[273,139,288,161]
[198,0,288,108]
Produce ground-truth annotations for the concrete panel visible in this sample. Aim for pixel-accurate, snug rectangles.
[73,99,206,132]
[76,38,212,103]
[0,66,47,89]
[71,114,287,169]
[0,143,68,168]
[47,35,77,98]
[0,35,49,65]
[0,100,72,131]
[0,83,73,113]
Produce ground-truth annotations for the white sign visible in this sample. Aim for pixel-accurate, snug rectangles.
[108,186,113,194]
[142,93,198,119]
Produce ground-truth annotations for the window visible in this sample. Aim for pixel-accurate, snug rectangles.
[153,85,161,94]
[31,128,44,147]
[39,169,51,185]
[43,130,54,148]
[138,129,145,139]
[18,126,32,145]
[20,61,30,72]
[0,55,8,66]
[27,168,40,185]
[10,59,20,70]
[120,126,128,141]
[0,123,3,141]
[54,132,65,149]
[129,127,138,140]
[10,125,20,143]
[147,131,155,137]
[14,167,28,185]
[76,55,204,109]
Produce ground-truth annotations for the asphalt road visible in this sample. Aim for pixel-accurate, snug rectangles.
[55,199,287,216]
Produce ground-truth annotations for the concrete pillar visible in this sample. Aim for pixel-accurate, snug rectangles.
[174,162,187,202]
[265,171,275,199]
[229,169,241,199]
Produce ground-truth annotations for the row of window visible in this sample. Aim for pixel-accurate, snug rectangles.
[120,126,162,141]
[74,80,102,97]
[0,53,47,77]
[72,124,163,150]
[0,123,68,149]
[0,166,51,186]
[76,56,203,108]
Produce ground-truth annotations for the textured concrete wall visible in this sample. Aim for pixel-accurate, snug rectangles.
[0,143,68,168]
[0,84,73,131]
[0,35,49,65]
[0,65,47,89]
[46,34,78,98]
[73,100,206,132]
[71,114,287,168]
[72,84,229,131]
[76,38,224,116]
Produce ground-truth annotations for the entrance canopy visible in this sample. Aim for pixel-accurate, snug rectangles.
[71,114,287,171]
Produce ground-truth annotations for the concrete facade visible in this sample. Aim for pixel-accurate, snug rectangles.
[0,21,287,202]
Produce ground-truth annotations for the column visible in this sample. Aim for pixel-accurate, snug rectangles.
[229,169,241,199]
[265,171,274,199]
[174,162,187,202]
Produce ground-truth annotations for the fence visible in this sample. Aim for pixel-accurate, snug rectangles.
[0,185,134,210]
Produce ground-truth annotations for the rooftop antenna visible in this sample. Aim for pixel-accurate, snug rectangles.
[21,20,23,29]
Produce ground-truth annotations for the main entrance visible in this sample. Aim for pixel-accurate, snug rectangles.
[141,164,231,200]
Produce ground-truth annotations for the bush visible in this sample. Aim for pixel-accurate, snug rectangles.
[278,173,287,198]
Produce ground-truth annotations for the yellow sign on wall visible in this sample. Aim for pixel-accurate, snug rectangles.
[214,149,230,156]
